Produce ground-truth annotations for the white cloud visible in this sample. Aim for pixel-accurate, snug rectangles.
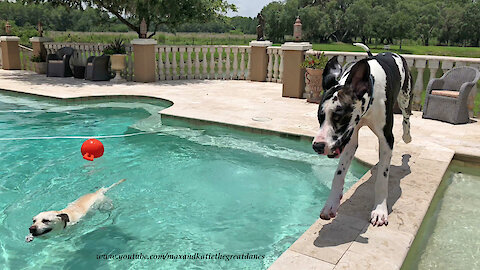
[227,0,280,18]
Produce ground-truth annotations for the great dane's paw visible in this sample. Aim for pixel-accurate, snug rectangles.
[320,194,342,220]
[402,134,412,144]
[370,205,388,226]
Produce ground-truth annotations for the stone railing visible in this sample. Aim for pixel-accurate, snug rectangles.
[44,42,135,81]
[155,45,251,81]
[19,44,34,71]
[306,50,480,116]
[267,46,283,83]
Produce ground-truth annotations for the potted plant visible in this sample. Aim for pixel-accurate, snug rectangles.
[302,52,328,103]
[30,55,47,74]
[103,38,127,81]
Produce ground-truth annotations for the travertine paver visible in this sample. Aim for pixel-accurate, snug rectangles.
[1,69,479,269]
[268,250,335,270]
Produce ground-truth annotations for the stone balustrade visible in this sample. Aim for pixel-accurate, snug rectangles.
[306,50,480,116]
[44,42,135,81]
[2,39,479,117]
[267,46,283,83]
[155,45,251,81]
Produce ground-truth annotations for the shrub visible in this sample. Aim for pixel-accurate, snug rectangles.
[103,38,126,55]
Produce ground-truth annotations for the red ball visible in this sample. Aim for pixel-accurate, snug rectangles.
[81,139,104,161]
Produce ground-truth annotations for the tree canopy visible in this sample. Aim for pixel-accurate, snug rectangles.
[260,0,480,46]
[23,0,236,37]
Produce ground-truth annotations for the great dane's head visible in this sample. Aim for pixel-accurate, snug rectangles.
[312,56,373,158]
[29,211,69,237]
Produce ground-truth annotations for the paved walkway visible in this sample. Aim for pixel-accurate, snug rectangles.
[1,70,479,269]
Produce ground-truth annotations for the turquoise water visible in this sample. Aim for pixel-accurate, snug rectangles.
[416,169,480,270]
[0,92,366,270]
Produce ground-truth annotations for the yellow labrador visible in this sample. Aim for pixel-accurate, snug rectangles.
[26,179,125,242]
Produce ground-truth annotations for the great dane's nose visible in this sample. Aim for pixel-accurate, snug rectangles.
[312,142,326,154]
[29,226,36,233]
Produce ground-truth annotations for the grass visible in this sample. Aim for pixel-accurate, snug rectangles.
[45,32,480,57]
[46,31,256,46]
[312,43,480,58]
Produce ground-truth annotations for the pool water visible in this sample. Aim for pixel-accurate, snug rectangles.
[0,92,366,270]
[415,168,480,270]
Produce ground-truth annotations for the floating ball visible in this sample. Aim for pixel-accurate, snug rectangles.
[81,139,104,161]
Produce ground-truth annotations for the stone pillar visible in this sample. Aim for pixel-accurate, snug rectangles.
[281,42,312,98]
[249,40,272,82]
[131,39,157,83]
[0,36,21,70]
[29,37,52,60]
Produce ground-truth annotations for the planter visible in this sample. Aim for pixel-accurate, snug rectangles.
[305,68,324,103]
[33,62,47,74]
[110,54,126,82]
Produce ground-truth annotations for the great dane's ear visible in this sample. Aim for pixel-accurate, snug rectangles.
[322,56,342,91]
[57,213,70,228]
[346,59,371,99]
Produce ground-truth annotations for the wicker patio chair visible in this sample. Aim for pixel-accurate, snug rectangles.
[422,66,480,124]
[46,47,74,77]
[85,55,112,81]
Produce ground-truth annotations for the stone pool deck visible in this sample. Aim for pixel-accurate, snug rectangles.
[1,69,479,269]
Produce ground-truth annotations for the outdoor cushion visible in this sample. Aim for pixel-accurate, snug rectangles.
[431,90,459,98]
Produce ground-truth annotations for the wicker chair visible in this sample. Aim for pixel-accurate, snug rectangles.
[422,66,480,124]
[46,47,74,77]
[85,55,112,81]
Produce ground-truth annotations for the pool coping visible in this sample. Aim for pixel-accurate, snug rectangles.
[1,70,480,269]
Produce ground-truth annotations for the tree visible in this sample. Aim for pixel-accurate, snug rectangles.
[230,16,257,34]
[438,5,463,46]
[369,5,391,44]
[344,0,372,44]
[459,1,480,46]
[25,0,236,38]
[389,2,414,50]
[261,2,286,43]
[413,0,440,46]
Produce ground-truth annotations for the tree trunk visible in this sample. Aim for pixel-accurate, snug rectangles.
[399,39,402,50]
[425,37,429,46]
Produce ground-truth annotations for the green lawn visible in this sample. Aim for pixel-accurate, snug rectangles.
[45,32,480,58]
[311,43,480,58]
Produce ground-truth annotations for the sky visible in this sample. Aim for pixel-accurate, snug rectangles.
[226,0,279,18]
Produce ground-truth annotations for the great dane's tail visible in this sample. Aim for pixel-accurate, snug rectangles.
[353,43,373,57]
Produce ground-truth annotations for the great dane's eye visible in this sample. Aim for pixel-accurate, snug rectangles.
[42,219,49,224]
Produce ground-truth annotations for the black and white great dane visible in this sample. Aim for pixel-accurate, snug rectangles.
[312,43,413,227]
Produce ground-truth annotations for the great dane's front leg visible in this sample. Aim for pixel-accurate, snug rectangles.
[370,136,392,226]
[320,128,359,220]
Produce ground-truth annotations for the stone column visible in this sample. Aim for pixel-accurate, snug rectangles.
[413,59,426,110]
[249,40,272,82]
[29,37,52,60]
[131,39,157,83]
[280,42,312,98]
[0,36,21,70]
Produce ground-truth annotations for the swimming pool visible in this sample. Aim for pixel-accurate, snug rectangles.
[0,91,367,269]
[402,163,480,270]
